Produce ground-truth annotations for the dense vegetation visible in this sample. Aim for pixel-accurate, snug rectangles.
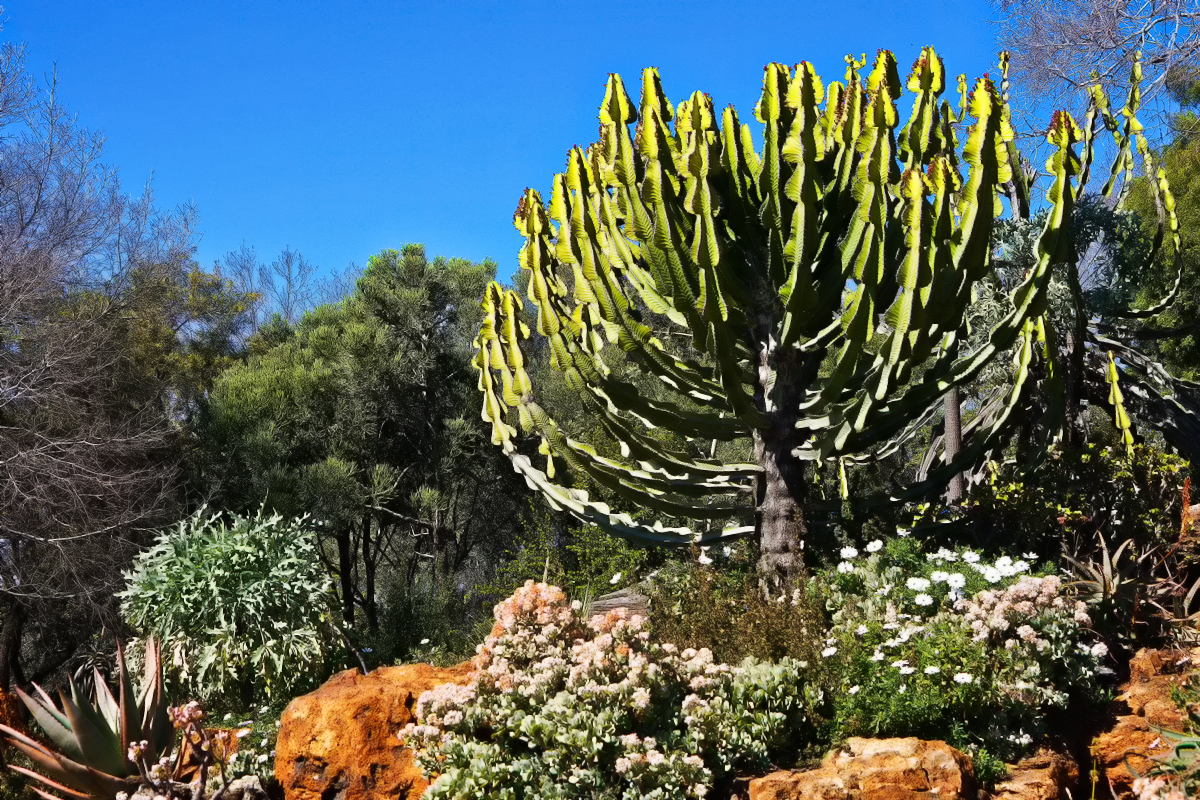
[6,7,1200,800]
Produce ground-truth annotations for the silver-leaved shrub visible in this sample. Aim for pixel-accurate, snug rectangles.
[120,507,336,703]
[403,581,817,800]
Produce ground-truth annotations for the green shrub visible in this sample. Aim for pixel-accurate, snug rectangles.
[919,444,1190,561]
[369,575,489,667]
[649,543,828,669]
[656,537,1111,773]
[120,507,337,704]
[817,539,1108,763]
[480,502,647,603]
[403,581,818,800]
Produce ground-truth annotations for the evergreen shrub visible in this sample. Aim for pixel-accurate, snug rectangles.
[120,507,337,704]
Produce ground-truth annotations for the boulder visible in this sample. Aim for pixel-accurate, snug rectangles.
[985,747,1079,800]
[1091,648,1196,798]
[274,662,474,800]
[749,737,976,800]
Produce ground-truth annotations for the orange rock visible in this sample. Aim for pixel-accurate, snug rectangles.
[274,662,475,800]
[0,689,24,740]
[1091,647,1197,799]
[986,747,1079,800]
[749,738,976,800]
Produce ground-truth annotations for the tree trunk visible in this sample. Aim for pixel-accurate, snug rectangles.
[944,387,966,504]
[754,425,808,592]
[754,327,809,591]
[336,530,355,628]
[0,600,25,692]
[361,513,377,633]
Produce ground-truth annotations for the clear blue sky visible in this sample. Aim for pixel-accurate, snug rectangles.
[8,1,1001,284]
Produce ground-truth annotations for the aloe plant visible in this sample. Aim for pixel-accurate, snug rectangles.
[0,640,172,800]
[474,48,1179,585]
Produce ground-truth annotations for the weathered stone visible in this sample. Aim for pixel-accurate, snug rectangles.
[749,737,976,800]
[590,585,651,618]
[274,662,474,800]
[219,775,270,800]
[1091,647,1197,799]
[986,747,1079,800]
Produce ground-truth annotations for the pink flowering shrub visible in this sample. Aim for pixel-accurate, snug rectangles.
[402,581,812,800]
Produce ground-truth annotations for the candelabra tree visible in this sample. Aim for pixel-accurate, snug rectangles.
[474,48,1176,586]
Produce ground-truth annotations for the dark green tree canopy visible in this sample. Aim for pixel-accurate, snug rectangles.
[198,244,526,628]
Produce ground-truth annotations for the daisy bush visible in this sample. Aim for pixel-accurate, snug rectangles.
[821,538,1108,764]
[402,581,816,800]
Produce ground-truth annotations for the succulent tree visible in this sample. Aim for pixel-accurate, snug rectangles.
[474,48,1165,585]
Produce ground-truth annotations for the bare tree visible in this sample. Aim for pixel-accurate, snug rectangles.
[0,42,196,689]
[995,0,1200,138]
[315,261,360,307]
[263,246,316,324]
[217,242,323,332]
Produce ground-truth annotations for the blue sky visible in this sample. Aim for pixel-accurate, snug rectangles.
[8,1,1001,284]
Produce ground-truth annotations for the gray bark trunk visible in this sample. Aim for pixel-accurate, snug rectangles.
[753,325,808,591]
[944,387,965,504]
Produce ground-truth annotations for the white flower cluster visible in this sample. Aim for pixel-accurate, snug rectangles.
[824,540,1106,764]
[1132,775,1190,800]
[957,575,1089,645]
[928,548,1031,585]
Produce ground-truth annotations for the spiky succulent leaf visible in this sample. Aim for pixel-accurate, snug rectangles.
[1,640,171,800]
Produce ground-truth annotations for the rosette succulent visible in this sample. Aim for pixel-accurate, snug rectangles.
[0,640,171,800]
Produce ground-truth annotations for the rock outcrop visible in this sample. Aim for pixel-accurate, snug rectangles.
[274,662,474,800]
[1091,648,1197,798]
[749,737,976,800]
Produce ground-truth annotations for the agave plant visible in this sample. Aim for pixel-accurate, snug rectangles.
[1065,531,1157,644]
[0,639,172,800]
